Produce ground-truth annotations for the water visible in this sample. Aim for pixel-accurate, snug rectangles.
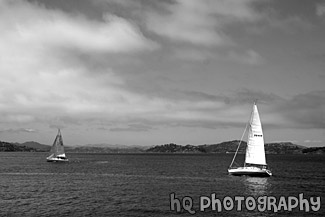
[0,153,324,216]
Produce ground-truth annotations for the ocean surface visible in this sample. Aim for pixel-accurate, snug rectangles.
[0,152,324,216]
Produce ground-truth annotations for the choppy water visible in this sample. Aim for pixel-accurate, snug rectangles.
[0,153,324,216]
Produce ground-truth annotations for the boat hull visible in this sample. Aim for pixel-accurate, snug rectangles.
[228,167,272,177]
[46,157,69,163]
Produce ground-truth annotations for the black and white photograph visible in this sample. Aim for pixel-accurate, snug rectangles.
[0,0,324,216]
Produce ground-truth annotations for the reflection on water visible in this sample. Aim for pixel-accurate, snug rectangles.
[243,177,271,196]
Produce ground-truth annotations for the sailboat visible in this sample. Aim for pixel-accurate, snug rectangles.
[46,129,69,162]
[228,102,272,177]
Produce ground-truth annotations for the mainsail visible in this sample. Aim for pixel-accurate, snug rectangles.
[245,103,266,165]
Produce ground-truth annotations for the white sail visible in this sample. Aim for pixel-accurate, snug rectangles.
[245,104,267,165]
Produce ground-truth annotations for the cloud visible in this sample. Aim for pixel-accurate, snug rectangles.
[0,1,157,54]
[316,2,325,16]
[166,89,325,130]
[276,90,325,129]
[268,16,313,33]
[244,6,314,35]
[0,128,37,134]
[223,90,325,130]
[230,89,283,105]
[0,0,323,142]
[172,48,216,62]
[227,50,264,65]
[146,0,260,46]
[304,140,322,143]
[110,124,153,132]
[172,48,264,65]
[0,0,158,126]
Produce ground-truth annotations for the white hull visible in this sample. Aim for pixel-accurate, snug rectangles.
[228,167,272,177]
[46,157,69,163]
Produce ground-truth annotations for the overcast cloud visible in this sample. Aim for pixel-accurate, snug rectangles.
[0,0,324,146]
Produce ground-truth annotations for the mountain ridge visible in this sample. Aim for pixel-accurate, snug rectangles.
[0,141,43,152]
[145,140,318,154]
[0,140,323,154]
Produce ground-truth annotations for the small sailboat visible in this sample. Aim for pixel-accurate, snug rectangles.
[228,102,272,177]
[46,129,69,162]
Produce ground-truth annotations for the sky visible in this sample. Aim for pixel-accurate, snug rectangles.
[0,0,324,147]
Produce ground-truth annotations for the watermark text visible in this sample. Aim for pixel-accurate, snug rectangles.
[170,193,321,214]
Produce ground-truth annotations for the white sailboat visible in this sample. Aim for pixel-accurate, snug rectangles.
[46,129,69,162]
[228,102,272,177]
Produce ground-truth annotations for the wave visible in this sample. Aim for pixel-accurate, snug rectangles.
[1,172,219,181]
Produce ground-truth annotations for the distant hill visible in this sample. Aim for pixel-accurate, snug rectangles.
[264,142,305,154]
[0,140,322,154]
[146,143,204,153]
[197,140,246,153]
[65,144,145,153]
[146,140,308,154]
[302,147,325,154]
[81,143,135,148]
[15,141,51,152]
[0,141,41,152]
